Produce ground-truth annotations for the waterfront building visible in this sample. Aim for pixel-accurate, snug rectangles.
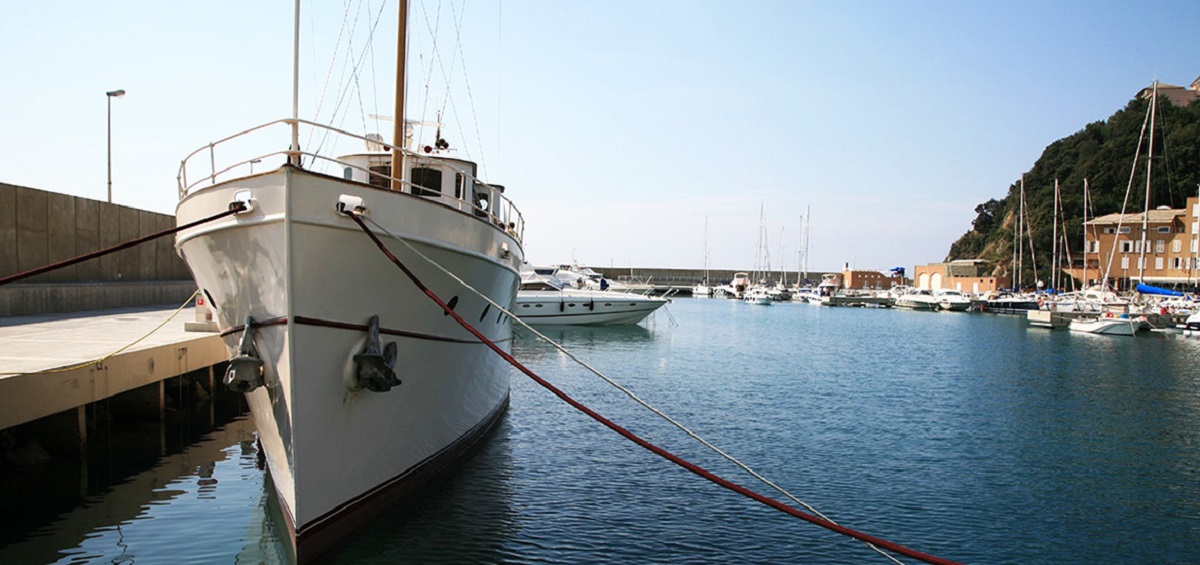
[840,267,905,290]
[913,260,1011,294]
[1067,196,1200,289]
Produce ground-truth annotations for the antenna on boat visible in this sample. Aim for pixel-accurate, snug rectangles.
[289,0,301,166]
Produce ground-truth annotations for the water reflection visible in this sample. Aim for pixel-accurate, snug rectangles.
[326,413,519,563]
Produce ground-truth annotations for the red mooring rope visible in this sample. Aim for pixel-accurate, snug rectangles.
[0,204,246,287]
[347,212,962,565]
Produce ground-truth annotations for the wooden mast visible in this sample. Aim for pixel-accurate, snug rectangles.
[391,0,408,192]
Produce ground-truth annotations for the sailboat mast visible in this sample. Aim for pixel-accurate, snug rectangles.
[1082,178,1089,289]
[1138,80,1157,284]
[391,0,409,192]
[1052,179,1059,292]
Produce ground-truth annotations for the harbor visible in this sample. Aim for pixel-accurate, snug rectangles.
[3,298,1200,564]
[5,1,1200,563]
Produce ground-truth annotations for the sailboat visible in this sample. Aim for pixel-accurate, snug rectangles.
[173,3,524,561]
[692,216,714,297]
[1070,81,1162,336]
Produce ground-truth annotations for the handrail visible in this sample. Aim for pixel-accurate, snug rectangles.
[176,118,524,242]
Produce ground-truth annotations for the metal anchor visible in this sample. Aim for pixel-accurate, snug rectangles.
[224,315,265,393]
[354,315,400,392]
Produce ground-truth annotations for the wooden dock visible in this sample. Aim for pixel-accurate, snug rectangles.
[0,305,225,431]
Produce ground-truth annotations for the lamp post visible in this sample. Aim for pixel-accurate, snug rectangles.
[106,89,126,203]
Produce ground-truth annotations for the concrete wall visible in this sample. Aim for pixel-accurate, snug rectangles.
[0,183,195,315]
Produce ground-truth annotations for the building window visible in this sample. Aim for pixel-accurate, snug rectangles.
[1173,240,1182,253]
[1173,257,1183,269]
[1193,221,1199,234]
[1156,240,1165,253]
[1121,257,1129,269]
[1158,226,1171,233]
[411,167,443,197]
[1155,257,1164,270]
[1119,227,1131,234]
[1120,241,1133,253]
[1103,227,1115,234]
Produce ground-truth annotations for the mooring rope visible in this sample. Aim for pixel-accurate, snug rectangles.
[0,204,245,287]
[347,211,959,565]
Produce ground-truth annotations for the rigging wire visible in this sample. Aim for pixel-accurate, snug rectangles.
[355,214,914,565]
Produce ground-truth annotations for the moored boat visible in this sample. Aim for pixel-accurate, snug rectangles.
[516,269,669,325]
[173,5,523,561]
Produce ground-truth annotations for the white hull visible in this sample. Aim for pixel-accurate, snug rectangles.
[1068,317,1138,336]
[175,167,522,556]
[516,289,667,325]
[895,297,941,311]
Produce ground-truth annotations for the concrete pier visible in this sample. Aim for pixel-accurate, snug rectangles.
[0,305,225,431]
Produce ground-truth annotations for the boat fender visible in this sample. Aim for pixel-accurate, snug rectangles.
[353,315,401,392]
[1103,311,1115,318]
[224,315,265,393]
[559,300,565,312]
[587,300,594,311]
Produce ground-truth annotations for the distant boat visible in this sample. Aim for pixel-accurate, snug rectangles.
[1068,313,1144,336]
[516,269,668,326]
[693,217,714,297]
[932,288,971,311]
[894,288,941,311]
[742,287,774,305]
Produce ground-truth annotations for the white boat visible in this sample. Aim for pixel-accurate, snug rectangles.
[743,287,774,305]
[173,5,523,560]
[813,273,841,304]
[723,272,751,299]
[894,288,941,311]
[1068,314,1143,336]
[932,288,971,311]
[516,270,669,325]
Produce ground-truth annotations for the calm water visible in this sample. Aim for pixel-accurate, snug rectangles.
[4,298,1200,564]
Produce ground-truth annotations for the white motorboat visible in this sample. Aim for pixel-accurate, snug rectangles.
[933,288,971,311]
[173,5,523,561]
[743,287,774,305]
[1068,313,1144,336]
[894,288,941,311]
[723,272,751,299]
[516,270,669,325]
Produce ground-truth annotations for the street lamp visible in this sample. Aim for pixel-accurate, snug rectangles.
[106,89,126,203]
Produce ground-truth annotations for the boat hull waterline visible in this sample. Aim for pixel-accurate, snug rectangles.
[176,166,523,559]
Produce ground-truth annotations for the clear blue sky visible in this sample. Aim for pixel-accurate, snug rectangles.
[2,1,1197,273]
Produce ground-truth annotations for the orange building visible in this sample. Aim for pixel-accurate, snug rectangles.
[840,267,905,290]
[913,260,1010,294]
[1066,196,1200,289]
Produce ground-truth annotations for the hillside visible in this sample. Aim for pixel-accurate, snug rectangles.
[947,91,1200,284]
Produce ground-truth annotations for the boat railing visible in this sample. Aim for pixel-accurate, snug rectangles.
[177,118,524,242]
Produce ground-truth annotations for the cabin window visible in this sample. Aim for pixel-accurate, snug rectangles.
[455,173,465,199]
[343,167,353,180]
[472,181,491,218]
[368,165,391,189]
[411,167,443,197]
